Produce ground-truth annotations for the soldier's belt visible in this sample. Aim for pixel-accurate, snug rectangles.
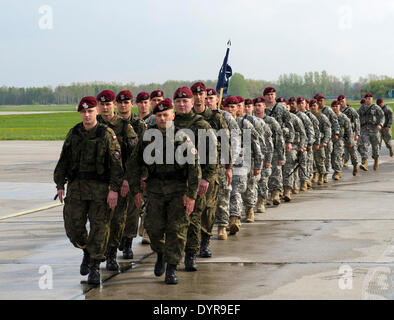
[76,172,109,182]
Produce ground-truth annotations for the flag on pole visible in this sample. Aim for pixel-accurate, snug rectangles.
[216,40,233,98]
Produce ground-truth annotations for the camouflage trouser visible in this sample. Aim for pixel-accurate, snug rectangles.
[229,173,248,218]
[201,177,219,237]
[298,151,308,182]
[331,139,345,173]
[242,170,260,209]
[257,167,272,200]
[306,149,314,179]
[215,167,232,227]
[313,146,326,174]
[380,128,392,149]
[324,140,333,173]
[144,192,190,265]
[344,140,358,165]
[268,152,284,191]
[185,194,206,255]
[358,127,381,160]
[63,197,111,261]
[283,147,298,188]
[122,194,141,240]
[107,194,128,248]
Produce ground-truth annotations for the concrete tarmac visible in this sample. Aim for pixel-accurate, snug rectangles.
[0,141,394,300]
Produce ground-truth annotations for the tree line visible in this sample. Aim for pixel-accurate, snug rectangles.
[0,71,393,105]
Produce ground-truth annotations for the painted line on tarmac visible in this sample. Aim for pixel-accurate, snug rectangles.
[0,203,63,221]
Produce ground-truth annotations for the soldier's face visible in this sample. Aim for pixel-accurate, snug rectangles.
[99,101,116,117]
[155,109,175,130]
[365,97,373,105]
[264,92,276,104]
[193,91,206,108]
[289,101,297,112]
[331,104,340,115]
[117,100,132,114]
[226,104,238,118]
[297,101,306,112]
[137,100,151,114]
[310,103,318,113]
[151,97,164,109]
[244,104,254,115]
[80,107,98,125]
[174,98,193,115]
[237,102,245,116]
[254,103,266,117]
[339,99,347,109]
[206,95,218,109]
[317,99,325,109]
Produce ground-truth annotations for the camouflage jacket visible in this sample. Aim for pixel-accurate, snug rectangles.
[289,112,307,148]
[143,112,157,128]
[263,115,285,161]
[127,114,147,138]
[381,105,393,128]
[357,103,385,129]
[321,106,340,136]
[127,124,201,200]
[54,122,124,200]
[305,110,320,146]
[265,103,295,145]
[295,111,315,147]
[312,111,331,145]
[337,112,353,145]
[342,106,361,136]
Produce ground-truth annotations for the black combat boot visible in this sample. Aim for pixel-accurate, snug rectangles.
[184,252,197,272]
[165,264,178,285]
[105,246,120,272]
[118,236,126,251]
[122,237,134,259]
[80,248,90,276]
[154,253,166,277]
[87,259,101,285]
[199,233,212,258]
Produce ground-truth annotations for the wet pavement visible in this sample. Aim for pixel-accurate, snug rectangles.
[0,141,394,300]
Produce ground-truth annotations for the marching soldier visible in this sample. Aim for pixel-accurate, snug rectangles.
[150,89,165,110]
[128,98,201,285]
[54,96,123,285]
[357,93,385,171]
[96,90,138,271]
[136,91,157,128]
[376,98,393,157]
[338,95,360,176]
[304,98,320,187]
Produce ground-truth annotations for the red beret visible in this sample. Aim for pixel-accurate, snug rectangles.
[244,98,253,105]
[116,90,133,102]
[297,96,305,104]
[376,98,383,105]
[331,100,340,107]
[206,88,217,96]
[276,97,286,103]
[97,90,115,103]
[253,97,265,105]
[190,82,206,93]
[152,98,173,114]
[314,93,325,100]
[263,87,276,96]
[288,97,296,103]
[309,99,317,105]
[77,96,97,112]
[305,99,310,104]
[150,90,164,99]
[173,87,193,100]
[364,92,373,98]
[136,92,150,103]
[224,96,239,106]
[337,94,346,101]
[236,96,245,103]
[360,98,366,104]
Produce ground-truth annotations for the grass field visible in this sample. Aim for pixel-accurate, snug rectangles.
[0,103,393,140]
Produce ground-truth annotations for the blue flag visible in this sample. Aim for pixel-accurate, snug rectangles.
[216,40,232,98]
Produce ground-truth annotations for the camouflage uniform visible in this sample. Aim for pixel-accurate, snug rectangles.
[321,106,340,174]
[283,113,306,190]
[97,115,138,253]
[305,110,320,181]
[331,113,353,173]
[357,103,385,161]
[258,115,285,200]
[214,110,241,228]
[380,104,393,151]
[295,111,314,183]
[54,122,123,261]
[143,112,157,127]
[174,111,217,257]
[342,106,361,166]
[311,111,331,175]
[127,124,201,265]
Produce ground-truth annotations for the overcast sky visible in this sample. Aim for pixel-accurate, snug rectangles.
[1,0,394,87]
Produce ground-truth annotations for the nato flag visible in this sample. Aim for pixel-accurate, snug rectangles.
[216,40,233,98]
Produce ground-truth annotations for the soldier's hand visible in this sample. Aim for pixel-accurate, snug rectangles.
[286,143,292,152]
[278,160,285,166]
[377,125,382,131]
[107,190,118,210]
[333,135,339,141]
[298,148,305,153]
[321,142,327,148]
[225,168,233,186]
[385,127,390,133]
[184,196,195,216]
[253,169,261,176]
[120,180,129,198]
[313,145,320,151]
[347,143,353,149]
[198,179,209,196]
[141,178,147,193]
[57,189,65,204]
[263,162,271,168]
[134,193,143,209]
[354,134,359,141]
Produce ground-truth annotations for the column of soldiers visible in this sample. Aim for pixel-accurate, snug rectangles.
[54,85,393,286]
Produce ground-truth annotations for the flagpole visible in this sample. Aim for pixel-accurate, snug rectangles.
[217,88,224,110]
